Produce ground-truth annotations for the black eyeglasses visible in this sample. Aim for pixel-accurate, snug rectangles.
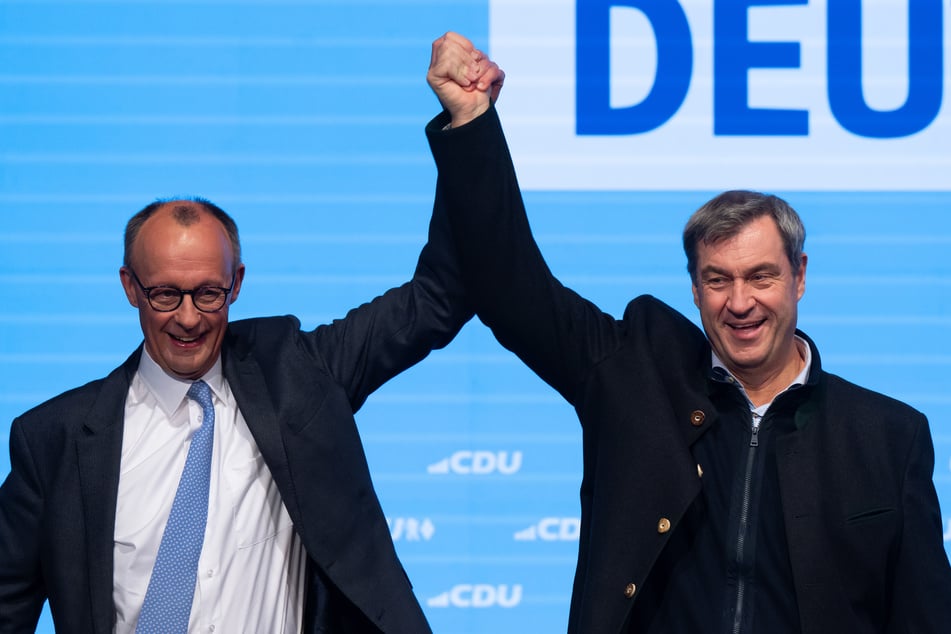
[129,269,235,313]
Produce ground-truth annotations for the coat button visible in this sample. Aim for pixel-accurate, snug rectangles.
[624,583,636,598]
[690,410,705,426]
[657,517,671,533]
[697,463,704,478]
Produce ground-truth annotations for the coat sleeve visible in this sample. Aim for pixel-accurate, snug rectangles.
[300,152,474,413]
[426,107,622,406]
[0,419,47,632]
[887,414,951,632]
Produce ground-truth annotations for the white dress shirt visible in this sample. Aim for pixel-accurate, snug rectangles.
[113,350,306,633]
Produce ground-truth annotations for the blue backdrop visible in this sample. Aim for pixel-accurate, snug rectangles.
[1,2,948,632]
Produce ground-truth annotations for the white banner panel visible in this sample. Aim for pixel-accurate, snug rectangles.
[489,0,950,191]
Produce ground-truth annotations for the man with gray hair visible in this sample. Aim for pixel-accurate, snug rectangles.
[426,31,951,633]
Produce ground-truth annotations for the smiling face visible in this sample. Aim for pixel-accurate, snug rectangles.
[692,214,807,393]
[120,203,245,380]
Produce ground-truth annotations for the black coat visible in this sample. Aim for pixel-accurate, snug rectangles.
[0,202,470,633]
[427,106,951,633]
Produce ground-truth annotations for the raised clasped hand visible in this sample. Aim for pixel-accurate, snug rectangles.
[427,31,505,128]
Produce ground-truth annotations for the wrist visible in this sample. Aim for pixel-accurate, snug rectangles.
[450,102,490,129]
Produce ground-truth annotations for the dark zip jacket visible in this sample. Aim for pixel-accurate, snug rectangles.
[428,105,951,633]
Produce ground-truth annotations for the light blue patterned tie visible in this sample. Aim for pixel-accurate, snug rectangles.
[136,380,215,634]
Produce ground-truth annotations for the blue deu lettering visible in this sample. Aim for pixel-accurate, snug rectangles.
[577,0,693,134]
[826,0,942,137]
[576,0,944,138]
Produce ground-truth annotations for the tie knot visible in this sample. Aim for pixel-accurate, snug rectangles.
[187,380,213,409]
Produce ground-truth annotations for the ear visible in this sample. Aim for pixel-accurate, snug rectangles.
[795,253,808,300]
[119,267,140,307]
[228,263,246,304]
[692,281,701,309]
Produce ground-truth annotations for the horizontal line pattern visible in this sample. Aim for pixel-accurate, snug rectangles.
[0,115,424,125]
[4,231,951,246]
[3,0,481,5]
[0,153,431,165]
[0,194,437,204]
[0,36,444,47]
[2,4,950,632]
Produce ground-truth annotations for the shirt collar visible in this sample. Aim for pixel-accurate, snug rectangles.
[710,335,812,410]
[137,348,225,417]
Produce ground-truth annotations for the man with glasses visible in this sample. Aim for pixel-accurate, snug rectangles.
[0,176,494,628]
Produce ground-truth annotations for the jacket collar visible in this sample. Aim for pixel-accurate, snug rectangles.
[702,329,824,433]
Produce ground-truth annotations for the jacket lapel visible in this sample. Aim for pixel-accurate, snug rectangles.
[222,345,301,524]
[776,382,857,633]
[75,349,140,632]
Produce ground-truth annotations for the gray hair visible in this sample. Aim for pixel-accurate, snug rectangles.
[682,190,805,283]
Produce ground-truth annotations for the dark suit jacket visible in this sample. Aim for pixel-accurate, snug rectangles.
[427,107,951,633]
[0,204,469,633]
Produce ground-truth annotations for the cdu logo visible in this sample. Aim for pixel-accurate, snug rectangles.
[514,517,581,541]
[427,584,524,608]
[427,450,524,475]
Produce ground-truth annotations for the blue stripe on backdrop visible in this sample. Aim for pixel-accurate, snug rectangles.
[2,3,950,633]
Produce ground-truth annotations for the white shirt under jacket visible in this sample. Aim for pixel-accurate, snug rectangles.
[113,349,306,633]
